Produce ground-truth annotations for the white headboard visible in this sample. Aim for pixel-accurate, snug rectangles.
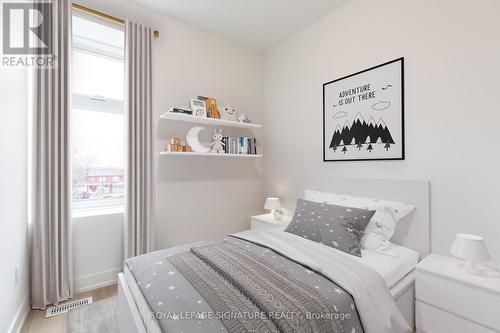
[302,177,430,258]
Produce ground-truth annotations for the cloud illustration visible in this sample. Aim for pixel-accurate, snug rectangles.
[372,101,391,111]
[333,111,347,119]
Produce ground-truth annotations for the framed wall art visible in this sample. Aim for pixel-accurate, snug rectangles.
[323,58,404,162]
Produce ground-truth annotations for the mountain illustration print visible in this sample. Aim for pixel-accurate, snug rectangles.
[329,113,395,152]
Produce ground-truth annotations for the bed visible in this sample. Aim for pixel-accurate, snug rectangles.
[118,177,430,333]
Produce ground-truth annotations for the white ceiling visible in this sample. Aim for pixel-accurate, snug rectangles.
[131,0,349,50]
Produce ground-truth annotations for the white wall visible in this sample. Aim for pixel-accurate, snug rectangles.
[73,213,124,292]
[73,0,265,288]
[0,67,29,332]
[265,0,500,268]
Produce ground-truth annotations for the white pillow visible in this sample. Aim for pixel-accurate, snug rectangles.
[304,190,415,254]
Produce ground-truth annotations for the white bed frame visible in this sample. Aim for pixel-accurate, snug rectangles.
[118,177,430,332]
[118,272,147,333]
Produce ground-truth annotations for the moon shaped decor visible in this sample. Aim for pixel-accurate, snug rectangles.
[186,126,211,153]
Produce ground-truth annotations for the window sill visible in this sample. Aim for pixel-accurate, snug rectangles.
[72,206,124,219]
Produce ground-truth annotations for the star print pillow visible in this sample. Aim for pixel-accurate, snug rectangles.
[304,190,416,255]
[284,199,376,257]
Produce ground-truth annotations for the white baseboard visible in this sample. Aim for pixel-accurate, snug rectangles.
[8,296,29,333]
[74,268,122,293]
[5,270,119,333]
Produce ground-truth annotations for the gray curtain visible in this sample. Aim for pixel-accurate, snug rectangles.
[125,21,156,258]
[30,0,73,309]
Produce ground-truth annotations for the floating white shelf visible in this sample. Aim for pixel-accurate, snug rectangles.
[161,111,263,129]
[160,151,263,158]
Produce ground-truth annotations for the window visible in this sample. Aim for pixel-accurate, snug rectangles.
[71,13,125,215]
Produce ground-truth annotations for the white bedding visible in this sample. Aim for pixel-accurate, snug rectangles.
[358,246,420,289]
[234,228,412,333]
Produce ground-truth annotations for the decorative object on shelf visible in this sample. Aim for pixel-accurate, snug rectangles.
[169,107,192,115]
[205,98,219,119]
[194,96,219,119]
[166,137,192,152]
[450,233,490,275]
[237,112,248,123]
[186,126,211,153]
[323,57,404,162]
[168,137,180,150]
[264,197,284,220]
[220,104,238,121]
[167,145,192,152]
[190,98,207,117]
[209,129,226,154]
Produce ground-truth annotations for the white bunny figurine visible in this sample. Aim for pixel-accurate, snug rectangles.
[210,129,225,154]
[237,113,248,123]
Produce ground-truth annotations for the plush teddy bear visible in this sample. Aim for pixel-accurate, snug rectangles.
[210,129,225,154]
[220,104,237,121]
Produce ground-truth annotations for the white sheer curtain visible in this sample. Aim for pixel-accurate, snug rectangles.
[124,21,156,258]
[30,0,73,309]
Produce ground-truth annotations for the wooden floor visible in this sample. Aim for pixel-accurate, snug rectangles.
[21,284,117,333]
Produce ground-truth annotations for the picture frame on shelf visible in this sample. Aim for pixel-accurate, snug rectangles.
[190,98,207,117]
[195,96,220,119]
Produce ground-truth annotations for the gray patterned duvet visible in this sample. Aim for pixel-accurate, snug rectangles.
[125,236,364,333]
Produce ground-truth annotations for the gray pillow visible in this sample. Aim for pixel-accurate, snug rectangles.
[285,199,376,257]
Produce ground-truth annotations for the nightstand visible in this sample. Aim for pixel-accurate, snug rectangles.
[415,253,500,333]
[250,213,292,230]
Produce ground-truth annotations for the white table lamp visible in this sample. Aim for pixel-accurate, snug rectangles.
[450,233,490,276]
[264,198,282,220]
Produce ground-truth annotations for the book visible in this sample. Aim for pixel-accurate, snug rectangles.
[249,138,253,155]
[169,107,192,115]
[222,136,228,154]
[244,137,248,155]
[228,137,233,154]
[240,137,245,154]
[205,98,219,119]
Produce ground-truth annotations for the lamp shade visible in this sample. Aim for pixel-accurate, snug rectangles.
[450,233,490,261]
[264,198,281,210]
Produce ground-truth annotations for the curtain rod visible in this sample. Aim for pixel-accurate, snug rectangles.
[72,3,160,38]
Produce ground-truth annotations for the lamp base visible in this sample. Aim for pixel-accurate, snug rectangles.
[459,260,484,276]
